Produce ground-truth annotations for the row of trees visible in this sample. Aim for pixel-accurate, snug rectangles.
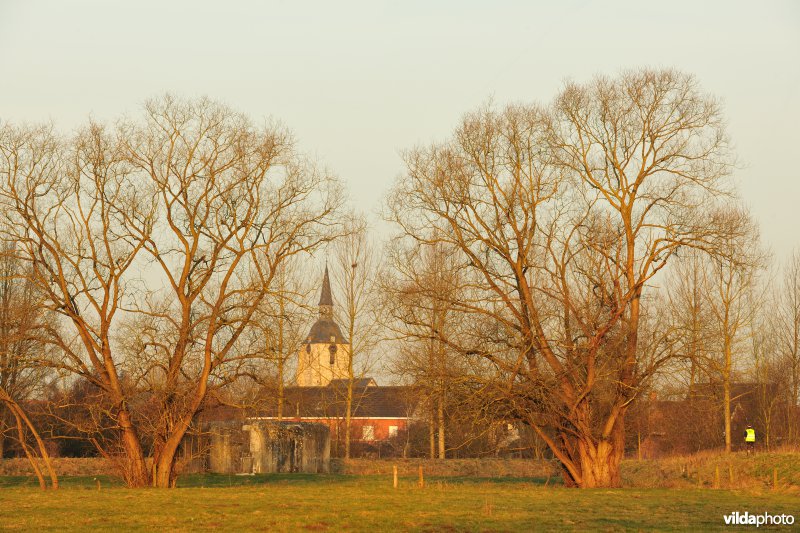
[1,69,797,489]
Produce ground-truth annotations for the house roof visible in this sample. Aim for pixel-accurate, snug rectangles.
[272,384,416,419]
[328,377,376,388]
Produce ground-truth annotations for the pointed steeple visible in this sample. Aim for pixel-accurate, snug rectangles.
[318,265,333,317]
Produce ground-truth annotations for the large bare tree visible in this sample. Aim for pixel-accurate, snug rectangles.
[387,70,734,487]
[122,95,342,487]
[0,96,342,487]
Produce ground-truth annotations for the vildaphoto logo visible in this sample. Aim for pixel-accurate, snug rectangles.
[723,512,795,527]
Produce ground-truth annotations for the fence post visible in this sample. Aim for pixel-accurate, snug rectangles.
[714,466,720,489]
[393,465,398,489]
[418,465,424,489]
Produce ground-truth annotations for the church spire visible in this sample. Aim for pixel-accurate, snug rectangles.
[318,265,333,317]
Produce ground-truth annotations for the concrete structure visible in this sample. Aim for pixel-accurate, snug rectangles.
[206,420,330,474]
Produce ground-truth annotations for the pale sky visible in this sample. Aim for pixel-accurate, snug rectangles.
[1,0,799,262]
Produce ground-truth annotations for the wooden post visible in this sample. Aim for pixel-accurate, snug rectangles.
[714,466,720,489]
[773,468,778,490]
[418,465,424,489]
[393,465,398,489]
[728,464,734,486]
[637,432,641,461]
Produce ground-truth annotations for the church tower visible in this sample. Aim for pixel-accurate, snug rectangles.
[296,266,350,386]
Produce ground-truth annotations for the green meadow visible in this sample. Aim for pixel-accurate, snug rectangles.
[1,473,798,532]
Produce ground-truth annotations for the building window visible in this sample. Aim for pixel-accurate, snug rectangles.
[388,425,398,438]
[329,344,337,365]
[362,425,375,441]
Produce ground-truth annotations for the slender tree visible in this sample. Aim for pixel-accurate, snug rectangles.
[0,121,156,486]
[332,215,381,459]
[702,207,765,453]
[776,249,800,443]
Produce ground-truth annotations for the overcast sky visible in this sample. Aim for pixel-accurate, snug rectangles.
[1,0,798,263]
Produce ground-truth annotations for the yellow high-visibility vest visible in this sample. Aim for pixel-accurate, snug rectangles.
[745,428,756,442]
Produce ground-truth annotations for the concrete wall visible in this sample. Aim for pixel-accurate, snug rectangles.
[204,420,330,474]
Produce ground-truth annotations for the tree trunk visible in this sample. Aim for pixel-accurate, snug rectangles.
[117,410,149,487]
[791,376,799,444]
[437,395,445,459]
[277,362,284,421]
[581,443,622,488]
[565,435,624,488]
[429,406,435,459]
[153,431,185,488]
[13,412,46,490]
[723,378,732,453]
[345,378,353,460]
[277,297,285,422]
[556,403,628,488]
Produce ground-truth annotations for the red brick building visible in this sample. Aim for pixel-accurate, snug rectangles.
[259,267,416,454]
[259,379,415,450]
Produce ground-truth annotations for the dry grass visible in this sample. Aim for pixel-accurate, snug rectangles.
[3,449,798,493]
[621,449,800,491]
[336,457,554,478]
[0,457,114,477]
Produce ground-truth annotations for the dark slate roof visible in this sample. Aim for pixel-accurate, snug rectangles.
[270,384,417,419]
[328,378,376,388]
[306,317,348,344]
[319,265,333,306]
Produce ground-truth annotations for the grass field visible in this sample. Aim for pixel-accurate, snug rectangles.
[1,473,798,531]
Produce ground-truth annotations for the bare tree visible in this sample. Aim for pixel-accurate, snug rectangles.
[0,121,156,486]
[234,257,313,418]
[701,207,765,453]
[388,70,734,487]
[666,249,714,397]
[121,95,342,487]
[332,215,381,459]
[751,315,782,450]
[0,241,52,458]
[776,249,800,443]
[0,386,58,489]
[0,242,58,486]
[0,96,342,487]
[383,236,466,459]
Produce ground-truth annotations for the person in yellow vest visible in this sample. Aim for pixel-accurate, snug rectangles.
[744,425,756,453]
